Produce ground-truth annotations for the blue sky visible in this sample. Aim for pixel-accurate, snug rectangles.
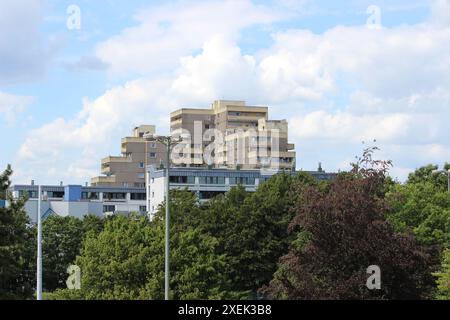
[1,0,449,184]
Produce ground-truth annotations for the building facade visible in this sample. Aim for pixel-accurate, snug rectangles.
[146,166,335,219]
[91,125,167,188]
[170,100,296,170]
[9,184,147,223]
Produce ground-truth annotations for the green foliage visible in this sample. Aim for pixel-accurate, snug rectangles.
[0,165,35,300]
[69,215,234,300]
[42,288,85,300]
[407,164,449,192]
[434,249,450,300]
[41,216,84,291]
[156,172,321,298]
[386,179,450,248]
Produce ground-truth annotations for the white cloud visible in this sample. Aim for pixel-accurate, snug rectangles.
[430,0,450,27]
[95,0,285,76]
[0,91,34,124]
[0,0,56,85]
[14,0,450,184]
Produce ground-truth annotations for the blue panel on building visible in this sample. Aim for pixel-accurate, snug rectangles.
[64,185,82,202]
[0,199,5,208]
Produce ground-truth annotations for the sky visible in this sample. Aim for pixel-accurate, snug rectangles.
[1,0,449,185]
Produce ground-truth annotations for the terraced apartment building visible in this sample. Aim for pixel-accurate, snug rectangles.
[91,125,167,187]
[170,100,296,170]
[91,100,297,187]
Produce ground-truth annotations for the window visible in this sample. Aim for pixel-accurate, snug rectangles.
[199,191,225,200]
[139,162,145,168]
[139,206,147,212]
[47,191,64,198]
[19,190,37,198]
[205,124,210,129]
[131,193,146,201]
[138,173,145,179]
[149,152,157,158]
[169,176,195,184]
[199,176,225,185]
[151,178,155,184]
[103,205,115,213]
[149,142,157,149]
[81,192,99,200]
[229,177,255,186]
[103,193,126,201]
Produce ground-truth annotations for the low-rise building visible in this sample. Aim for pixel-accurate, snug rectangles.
[9,184,147,223]
[146,165,335,219]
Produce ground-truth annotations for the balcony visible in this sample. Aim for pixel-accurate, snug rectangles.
[170,118,183,127]
[91,176,117,186]
[102,156,132,165]
[121,137,144,153]
[287,143,295,151]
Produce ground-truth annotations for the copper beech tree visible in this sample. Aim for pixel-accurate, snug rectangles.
[262,147,440,300]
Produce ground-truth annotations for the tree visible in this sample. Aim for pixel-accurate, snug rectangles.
[41,216,84,292]
[26,214,105,293]
[161,172,321,298]
[434,249,450,300]
[82,214,105,235]
[263,148,439,300]
[407,164,449,192]
[0,165,35,299]
[51,215,234,300]
[386,182,450,248]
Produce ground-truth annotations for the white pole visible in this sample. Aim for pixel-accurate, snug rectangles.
[165,139,170,300]
[37,185,42,300]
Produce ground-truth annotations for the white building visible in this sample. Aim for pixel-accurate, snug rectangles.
[146,166,335,219]
[9,184,147,223]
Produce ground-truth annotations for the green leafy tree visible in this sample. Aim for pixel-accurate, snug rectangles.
[52,215,234,300]
[0,165,35,299]
[160,172,321,298]
[386,182,450,247]
[407,164,449,192]
[82,214,105,235]
[434,249,450,300]
[41,216,84,291]
[26,214,105,293]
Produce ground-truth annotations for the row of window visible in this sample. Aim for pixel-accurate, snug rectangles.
[103,192,147,201]
[17,191,147,201]
[103,205,147,213]
[165,176,257,186]
[19,190,65,199]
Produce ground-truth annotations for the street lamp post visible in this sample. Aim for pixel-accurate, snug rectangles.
[143,134,181,300]
[37,185,42,300]
[447,170,450,193]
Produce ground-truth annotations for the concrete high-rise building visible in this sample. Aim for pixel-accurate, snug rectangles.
[170,100,296,170]
[91,125,167,187]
